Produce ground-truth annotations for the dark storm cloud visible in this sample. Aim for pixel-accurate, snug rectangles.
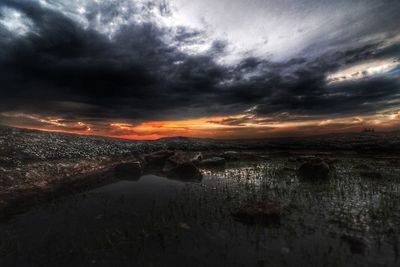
[218,41,400,118]
[0,0,399,124]
[0,0,225,120]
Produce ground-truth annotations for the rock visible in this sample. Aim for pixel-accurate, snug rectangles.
[163,151,202,172]
[114,162,142,180]
[143,150,203,180]
[232,202,281,226]
[297,157,330,181]
[198,157,226,167]
[359,171,382,179]
[167,151,203,165]
[341,234,367,254]
[144,150,175,168]
[166,162,202,181]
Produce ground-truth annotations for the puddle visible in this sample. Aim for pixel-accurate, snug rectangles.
[1,158,400,266]
[94,175,185,202]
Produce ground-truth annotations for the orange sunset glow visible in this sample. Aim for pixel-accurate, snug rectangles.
[2,111,400,140]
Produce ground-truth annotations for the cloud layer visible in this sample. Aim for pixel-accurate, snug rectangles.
[0,0,399,138]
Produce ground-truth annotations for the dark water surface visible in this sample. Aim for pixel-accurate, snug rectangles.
[1,157,400,266]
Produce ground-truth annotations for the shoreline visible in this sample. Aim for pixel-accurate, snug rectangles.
[2,148,400,220]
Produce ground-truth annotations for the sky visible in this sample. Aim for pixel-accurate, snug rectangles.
[0,0,399,139]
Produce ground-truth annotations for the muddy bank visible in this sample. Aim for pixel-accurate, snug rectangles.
[0,160,129,220]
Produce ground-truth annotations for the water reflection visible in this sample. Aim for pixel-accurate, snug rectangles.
[0,158,400,266]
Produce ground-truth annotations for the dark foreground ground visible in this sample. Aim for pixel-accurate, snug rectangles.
[1,126,400,266]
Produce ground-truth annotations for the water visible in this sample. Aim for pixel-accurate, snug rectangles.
[1,157,400,266]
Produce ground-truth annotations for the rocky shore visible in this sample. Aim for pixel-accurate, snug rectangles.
[1,125,400,218]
